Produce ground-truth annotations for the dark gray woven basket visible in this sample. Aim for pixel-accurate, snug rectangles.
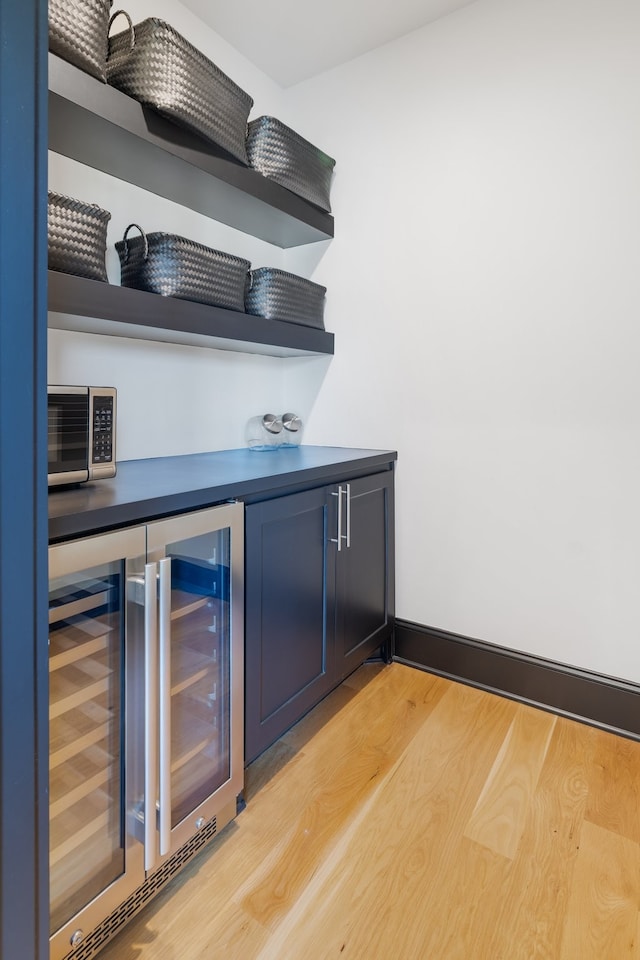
[116,225,251,311]
[48,0,113,82]
[106,14,254,164]
[48,191,111,282]
[246,117,336,212]
[245,268,326,329]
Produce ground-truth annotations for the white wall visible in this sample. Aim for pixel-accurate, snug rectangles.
[48,0,320,460]
[282,0,640,682]
[50,0,640,684]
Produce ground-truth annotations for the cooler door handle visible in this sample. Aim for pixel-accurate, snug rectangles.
[143,561,158,872]
[158,557,172,857]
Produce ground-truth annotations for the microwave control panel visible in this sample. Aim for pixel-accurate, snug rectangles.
[91,395,114,464]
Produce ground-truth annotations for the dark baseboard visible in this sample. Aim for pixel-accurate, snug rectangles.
[394,619,640,740]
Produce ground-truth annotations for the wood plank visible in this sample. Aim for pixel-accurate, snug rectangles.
[49,744,112,817]
[171,708,217,774]
[49,674,110,720]
[171,742,225,816]
[481,715,594,959]
[49,652,113,719]
[49,699,111,769]
[559,820,640,959]
[414,836,513,960]
[170,590,210,621]
[584,727,640,845]
[464,705,557,859]
[49,629,109,672]
[170,620,218,695]
[48,589,110,625]
[50,793,112,866]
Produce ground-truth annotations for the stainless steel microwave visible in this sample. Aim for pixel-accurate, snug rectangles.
[48,385,117,487]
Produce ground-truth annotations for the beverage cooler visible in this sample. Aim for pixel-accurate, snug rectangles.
[47,503,244,960]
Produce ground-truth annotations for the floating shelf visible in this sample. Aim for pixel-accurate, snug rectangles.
[48,271,335,357]
[48,54,334,248]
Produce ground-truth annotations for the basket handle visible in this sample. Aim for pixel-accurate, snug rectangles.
[121,223,148,263]
[108,9,135,52]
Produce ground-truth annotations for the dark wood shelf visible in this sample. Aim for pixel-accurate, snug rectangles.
[48,271,335,358]
[48,54,334,248]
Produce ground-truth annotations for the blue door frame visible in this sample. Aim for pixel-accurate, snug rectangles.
[0,0,49,957]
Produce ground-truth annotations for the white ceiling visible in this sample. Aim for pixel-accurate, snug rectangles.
[180,0,478,87]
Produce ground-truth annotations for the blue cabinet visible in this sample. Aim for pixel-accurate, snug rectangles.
[244,470,394,763]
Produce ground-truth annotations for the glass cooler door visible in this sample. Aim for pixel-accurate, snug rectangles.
[146,502,244,862]
[48,527,146,960]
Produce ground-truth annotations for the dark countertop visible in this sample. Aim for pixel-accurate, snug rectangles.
[48,445,397,542]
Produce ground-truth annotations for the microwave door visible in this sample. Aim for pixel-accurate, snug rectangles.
[48,389,90,485]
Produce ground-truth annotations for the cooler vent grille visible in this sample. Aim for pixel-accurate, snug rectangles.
[62,816,218,960]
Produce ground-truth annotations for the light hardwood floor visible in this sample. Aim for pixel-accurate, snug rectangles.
[98,662,640,960]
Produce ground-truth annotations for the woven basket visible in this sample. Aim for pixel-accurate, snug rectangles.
[245,269,326,329]
[116,225,251,311]
[48,192,111,282]
[246,117,336,212]
[106,13,254,164]
[48,0,113,82]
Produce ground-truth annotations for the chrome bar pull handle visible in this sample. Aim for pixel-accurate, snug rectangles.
[345,483,351,548]
[158,557,172,857]
[330,486,343,551]
[143,561,158,872]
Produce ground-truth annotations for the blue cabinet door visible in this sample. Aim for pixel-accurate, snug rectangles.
[334,471,395,681]
[245,486,336,763]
